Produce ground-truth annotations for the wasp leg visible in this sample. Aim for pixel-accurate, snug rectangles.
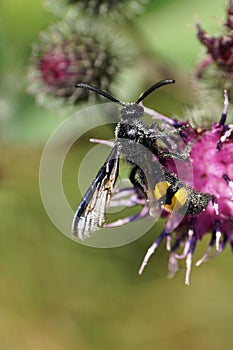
[109,167,148,208]
[106,165,150,227]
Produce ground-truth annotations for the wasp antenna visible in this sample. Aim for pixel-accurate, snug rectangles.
[136,79,175,104]
[75,82,123,105]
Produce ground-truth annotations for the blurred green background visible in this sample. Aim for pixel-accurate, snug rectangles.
[1,1,233,349]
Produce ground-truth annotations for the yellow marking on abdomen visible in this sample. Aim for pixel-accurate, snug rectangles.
[154,181,189,212]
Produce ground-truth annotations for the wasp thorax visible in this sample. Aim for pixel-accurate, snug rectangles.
[120,103,144,119]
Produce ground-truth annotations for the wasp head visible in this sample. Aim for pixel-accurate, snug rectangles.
[120,103,144,120]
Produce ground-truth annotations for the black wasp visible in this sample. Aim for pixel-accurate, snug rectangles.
[72,79,212,240]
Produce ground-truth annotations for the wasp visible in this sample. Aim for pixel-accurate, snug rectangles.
[72,79,212,240]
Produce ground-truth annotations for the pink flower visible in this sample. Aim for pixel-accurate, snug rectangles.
[38,51,75,89]
[138,92,233,284]
[27,14,126,107]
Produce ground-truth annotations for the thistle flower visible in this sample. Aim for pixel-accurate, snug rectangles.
[27,14,127,108]
[45,0,149,18]
[196,1,233,81]
[137,91,233,285]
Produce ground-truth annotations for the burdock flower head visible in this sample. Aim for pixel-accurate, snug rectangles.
[196,0,233,83]
[137,91,233,285]
[27,13,126,108]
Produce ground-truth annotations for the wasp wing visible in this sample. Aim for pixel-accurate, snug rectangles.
[72,143,120,240]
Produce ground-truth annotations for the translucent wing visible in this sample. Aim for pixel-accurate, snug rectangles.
[72,143,120,240]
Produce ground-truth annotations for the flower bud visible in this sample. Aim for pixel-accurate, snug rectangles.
[28,14,128,108]
[196,1,233,80]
